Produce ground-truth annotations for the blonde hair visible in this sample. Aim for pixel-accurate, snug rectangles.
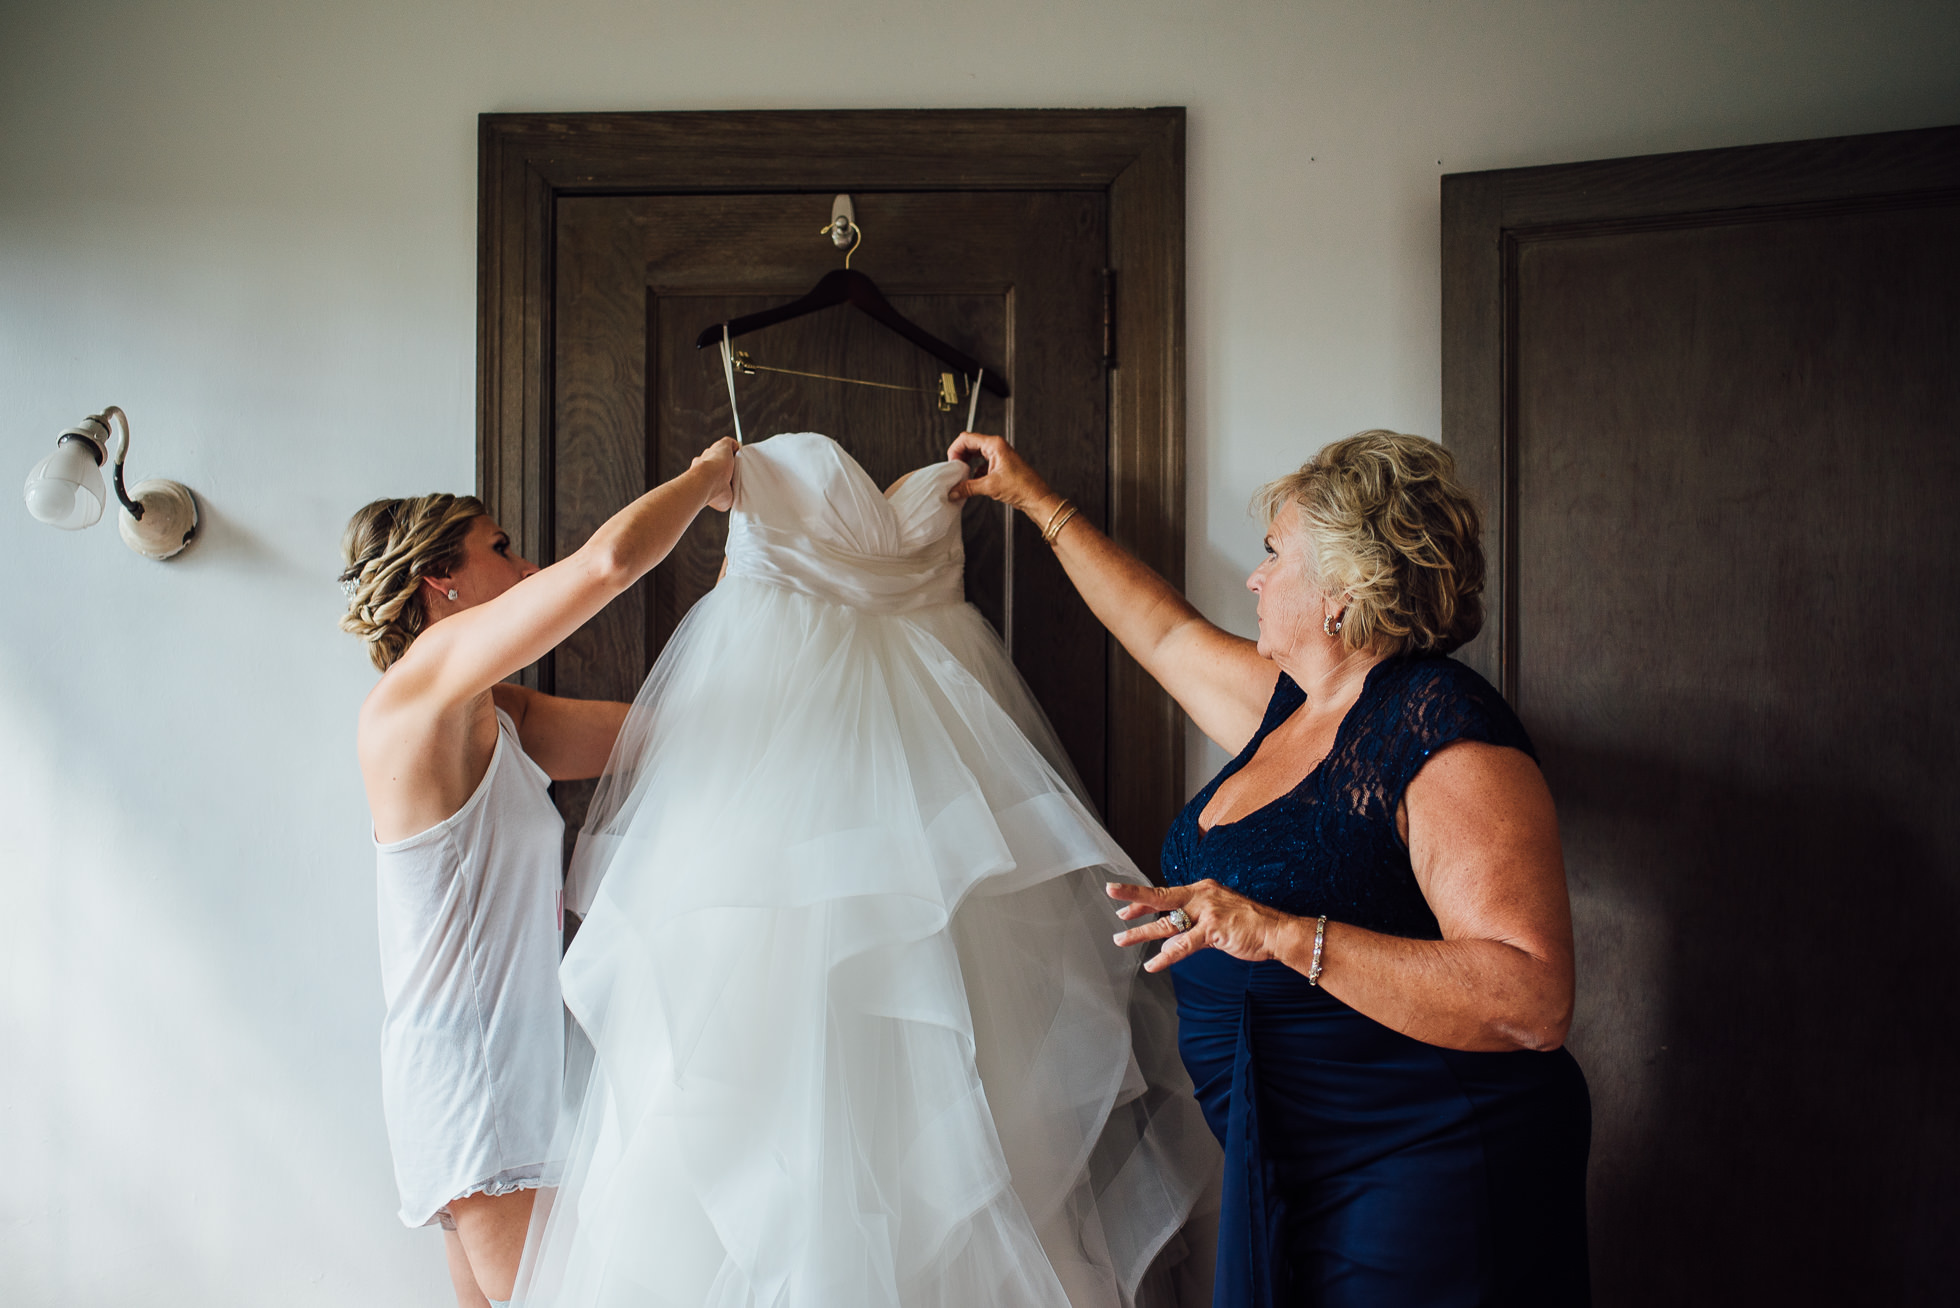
[337,493,486,671]
[1252,431,1484,657]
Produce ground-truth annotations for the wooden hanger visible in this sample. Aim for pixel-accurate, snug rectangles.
[694,268,1010,399]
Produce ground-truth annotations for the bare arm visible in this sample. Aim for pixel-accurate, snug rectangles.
[492,684,631,782]
[949,432,1275,753]
[1108,741,1574,1052]
[383,439,736,713]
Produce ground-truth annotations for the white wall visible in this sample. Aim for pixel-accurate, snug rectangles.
[2,2,1954,1302]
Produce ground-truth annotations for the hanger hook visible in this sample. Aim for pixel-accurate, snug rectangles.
[818,193,865,269]
[820,215,863,269]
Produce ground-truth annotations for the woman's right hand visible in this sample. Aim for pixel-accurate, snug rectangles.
[947,432,1054,515]
[691,437,740,511]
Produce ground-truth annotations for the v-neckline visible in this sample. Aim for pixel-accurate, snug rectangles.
[1195,661,1386,841]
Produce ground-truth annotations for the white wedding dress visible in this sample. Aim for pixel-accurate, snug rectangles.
[514,432,1219,1308]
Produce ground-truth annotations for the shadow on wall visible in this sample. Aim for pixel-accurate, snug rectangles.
[1550,737,1960,1306]
[0,642,398,1303]
[176,493,320,581]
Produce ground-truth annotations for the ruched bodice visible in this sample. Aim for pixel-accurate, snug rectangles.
[724,431,969,614]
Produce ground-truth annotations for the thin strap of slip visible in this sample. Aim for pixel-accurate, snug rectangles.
[719,323,745,445]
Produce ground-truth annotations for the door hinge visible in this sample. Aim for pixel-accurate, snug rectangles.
[1101,268,1117,370]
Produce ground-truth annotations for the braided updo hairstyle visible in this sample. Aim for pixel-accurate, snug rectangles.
[338,493,487,671]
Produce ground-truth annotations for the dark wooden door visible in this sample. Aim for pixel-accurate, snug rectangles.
[550,191,1110,835]
[478,111,1187,876]
[1445,126,1960,1303]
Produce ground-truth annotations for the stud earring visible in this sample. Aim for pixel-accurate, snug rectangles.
[447,588,458,601]
[1323,613,1343,636]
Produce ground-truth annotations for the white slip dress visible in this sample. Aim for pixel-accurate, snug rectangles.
[515,432,1220,1307]
[375,705,567,1227]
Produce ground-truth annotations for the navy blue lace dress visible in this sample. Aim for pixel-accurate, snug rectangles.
[1162,656,1591,1307]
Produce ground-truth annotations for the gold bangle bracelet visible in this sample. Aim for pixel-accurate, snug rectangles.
[1041,499,1080,545]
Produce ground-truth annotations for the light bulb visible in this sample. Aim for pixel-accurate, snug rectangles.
[23,439,106,530]
[26,475,76,522]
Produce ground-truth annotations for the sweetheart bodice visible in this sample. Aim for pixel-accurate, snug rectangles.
[723,432,969,613]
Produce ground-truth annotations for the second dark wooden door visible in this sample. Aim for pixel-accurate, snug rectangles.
[1445,127,1960,1303]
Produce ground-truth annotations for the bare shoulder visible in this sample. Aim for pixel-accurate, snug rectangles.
[356,633,442,719]
[1401,738,1560,889]
[355,666,410,760]
[1409,738,1550,811]
[354,653,456,772]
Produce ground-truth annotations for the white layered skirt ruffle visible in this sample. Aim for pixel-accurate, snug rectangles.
[514,576,1219,1307]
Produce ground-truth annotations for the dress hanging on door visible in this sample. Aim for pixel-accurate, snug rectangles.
[513,432,1219,1308]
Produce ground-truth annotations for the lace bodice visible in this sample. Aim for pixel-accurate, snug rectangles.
[1161,655,1537,937]
[723,432,969,613]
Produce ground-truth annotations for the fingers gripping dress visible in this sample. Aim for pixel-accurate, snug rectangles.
[515,432,1221,1308]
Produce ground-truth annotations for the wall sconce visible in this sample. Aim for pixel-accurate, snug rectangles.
[22,407,199,560]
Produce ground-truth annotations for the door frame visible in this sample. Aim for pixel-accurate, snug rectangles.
[477,108,1187,867]
[1440,123,1960,699]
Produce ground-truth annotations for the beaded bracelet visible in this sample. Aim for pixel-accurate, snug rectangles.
[1305,915,1328,986]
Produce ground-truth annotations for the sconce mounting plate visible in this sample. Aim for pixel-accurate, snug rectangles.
[117,479,199,560]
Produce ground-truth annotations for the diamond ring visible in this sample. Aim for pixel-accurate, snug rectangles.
[1165,907,1194,933]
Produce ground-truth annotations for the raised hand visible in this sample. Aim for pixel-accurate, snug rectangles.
[692,437,740,511]
[946,432,1053,513]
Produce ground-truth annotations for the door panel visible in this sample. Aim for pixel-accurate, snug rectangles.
[1445,129,1960,1303]
[1518,198,1960,1302]
[553,191,1110,836]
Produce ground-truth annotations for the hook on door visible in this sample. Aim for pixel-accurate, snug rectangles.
[819,194,862,268]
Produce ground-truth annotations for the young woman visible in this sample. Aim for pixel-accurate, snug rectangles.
[337,438,737,1308]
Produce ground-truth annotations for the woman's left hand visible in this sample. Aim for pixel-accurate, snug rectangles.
[1107,878,1293,973]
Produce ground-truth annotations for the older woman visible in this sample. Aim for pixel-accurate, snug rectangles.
[950,429,1590,1306]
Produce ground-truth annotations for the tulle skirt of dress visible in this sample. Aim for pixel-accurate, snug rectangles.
[514,577,1219,1308]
